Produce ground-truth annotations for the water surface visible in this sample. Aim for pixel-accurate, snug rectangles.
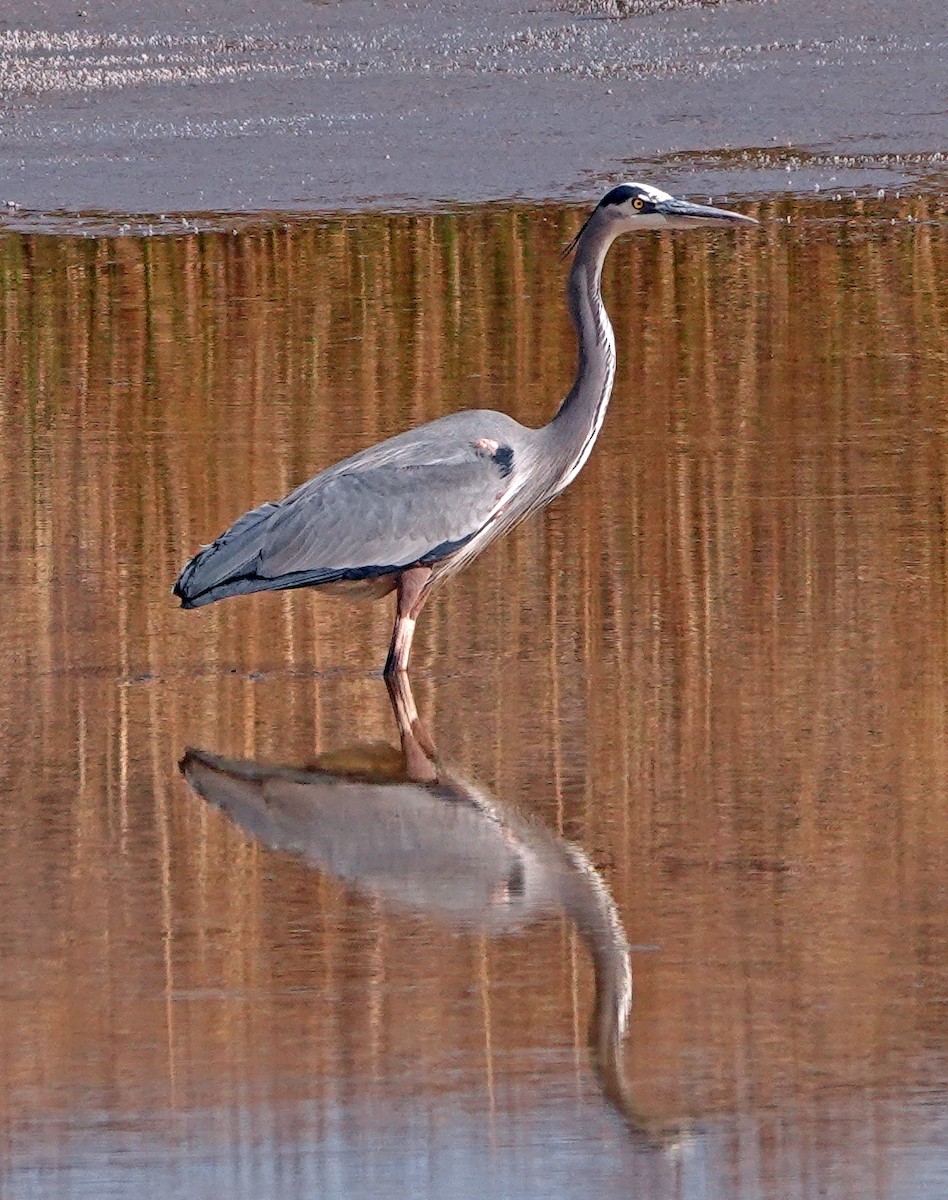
[0,195,946,1198]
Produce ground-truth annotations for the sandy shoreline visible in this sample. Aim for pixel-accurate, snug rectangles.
[1,0,946,221]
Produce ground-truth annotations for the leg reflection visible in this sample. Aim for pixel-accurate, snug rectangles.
[386,670,438,784]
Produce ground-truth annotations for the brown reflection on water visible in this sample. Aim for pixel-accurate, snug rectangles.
[0,196,946,1198]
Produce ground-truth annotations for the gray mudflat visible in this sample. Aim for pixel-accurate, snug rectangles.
[1,0,945,223]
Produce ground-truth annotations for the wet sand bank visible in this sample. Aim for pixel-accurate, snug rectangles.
[1,0,946,221]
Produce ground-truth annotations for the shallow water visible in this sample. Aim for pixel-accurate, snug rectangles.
[1,195,947,1199]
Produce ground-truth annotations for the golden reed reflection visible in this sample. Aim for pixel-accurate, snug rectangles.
[180,672,675,1143]
[0,196,946,1194]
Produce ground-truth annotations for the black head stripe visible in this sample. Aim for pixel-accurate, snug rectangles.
[563,183,650,258]
[600,184,641,207]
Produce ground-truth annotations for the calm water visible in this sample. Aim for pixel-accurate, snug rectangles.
[0,196,946,1199]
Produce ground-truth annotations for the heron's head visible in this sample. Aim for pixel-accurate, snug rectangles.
[567,181,756,253]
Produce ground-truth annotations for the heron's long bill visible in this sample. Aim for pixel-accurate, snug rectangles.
[655,196,758,227]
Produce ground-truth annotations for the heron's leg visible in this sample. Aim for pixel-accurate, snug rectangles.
[385,670,438,783]
[383,566,432,677]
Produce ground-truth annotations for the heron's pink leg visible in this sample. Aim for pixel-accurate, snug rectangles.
[383,566,432,677]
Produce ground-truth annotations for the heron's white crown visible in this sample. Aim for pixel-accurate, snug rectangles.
[618,181,674,204]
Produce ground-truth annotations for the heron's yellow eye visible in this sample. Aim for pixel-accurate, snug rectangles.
[632,197,645,210]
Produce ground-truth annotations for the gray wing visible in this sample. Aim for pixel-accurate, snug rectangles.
[174,434,518,608]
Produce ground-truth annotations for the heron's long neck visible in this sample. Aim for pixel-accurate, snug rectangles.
[548,221,620,493]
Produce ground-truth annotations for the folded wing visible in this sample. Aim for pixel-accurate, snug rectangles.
[174,444,516,608]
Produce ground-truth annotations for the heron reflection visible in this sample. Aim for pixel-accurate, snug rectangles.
[180,675,674,1140]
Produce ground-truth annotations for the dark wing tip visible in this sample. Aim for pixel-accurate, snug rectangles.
[180,746,223,777]
[173,587,200,610]
[173,558,196,605]
[172,554,221,608]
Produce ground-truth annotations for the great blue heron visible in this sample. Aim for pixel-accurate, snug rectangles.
[174,183,756,673]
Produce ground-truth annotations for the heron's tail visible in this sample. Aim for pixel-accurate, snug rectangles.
[173,500,280,608]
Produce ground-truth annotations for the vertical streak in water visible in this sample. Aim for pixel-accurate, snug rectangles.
[477,934,498,1145]
[367,898,385,1082]
[242,677,257,758]
[151,664,179,1109]
[602,493,633,903]
[118,577,130,844]
[567,925,584,1087]
[548,519,565,836]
